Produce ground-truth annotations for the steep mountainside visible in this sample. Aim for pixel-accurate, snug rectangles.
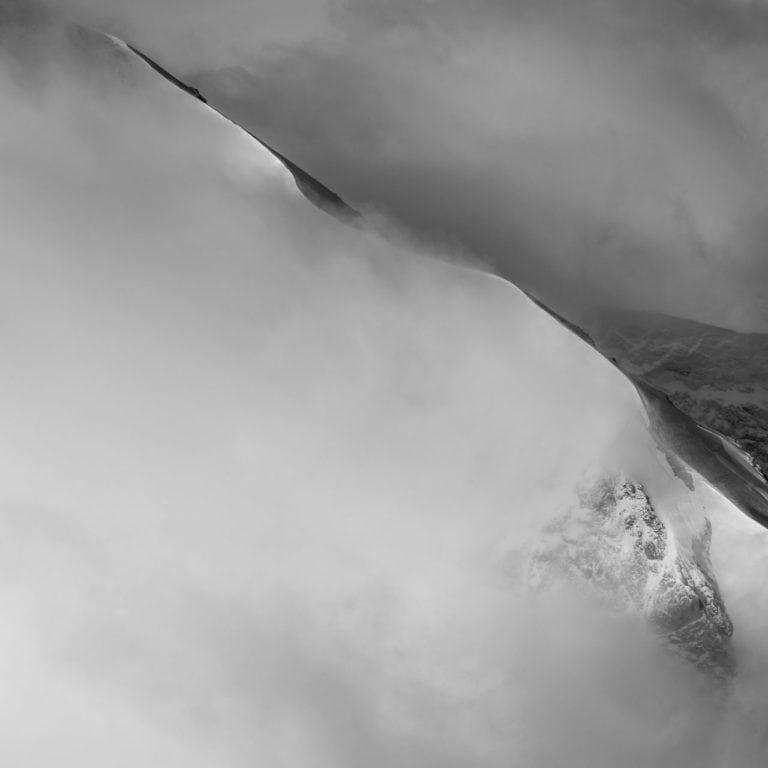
[589,309,768,481]
[56,20,768,532]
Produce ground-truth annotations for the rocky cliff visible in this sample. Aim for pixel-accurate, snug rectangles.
[529,476,734,678]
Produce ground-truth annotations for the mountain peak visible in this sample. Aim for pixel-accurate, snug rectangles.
[529,475,734,678]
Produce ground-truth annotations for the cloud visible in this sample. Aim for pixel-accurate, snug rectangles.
[178,0,768,331]
[3,7,768,768]
[36,0,339,70]
[13,0,768,330]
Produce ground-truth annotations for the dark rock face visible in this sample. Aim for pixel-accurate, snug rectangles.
[529,476,734,678]
[589,308,768,481]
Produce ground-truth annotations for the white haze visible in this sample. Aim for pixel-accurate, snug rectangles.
[1,9,768,768]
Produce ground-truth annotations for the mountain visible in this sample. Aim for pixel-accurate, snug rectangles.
[589,309,768,482]
[529,475,734,679]
[138,34,768,534]
[72,27,748,678]
[6,14,768,764]
[62,1,766,535]
[524,294,768,531]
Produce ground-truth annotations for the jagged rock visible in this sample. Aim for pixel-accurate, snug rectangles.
[529,476,734,678]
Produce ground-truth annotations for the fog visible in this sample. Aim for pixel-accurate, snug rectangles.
[2,5,768,767]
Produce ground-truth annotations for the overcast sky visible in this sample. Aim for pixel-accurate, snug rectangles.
[15,0,768,327]
[3,2,768,766]
[189,0,768,331]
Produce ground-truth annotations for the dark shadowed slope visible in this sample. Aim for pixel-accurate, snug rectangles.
[589,309,768,480]
[633,377,768,530]
[521,292,768,529]
[530,475,734,678]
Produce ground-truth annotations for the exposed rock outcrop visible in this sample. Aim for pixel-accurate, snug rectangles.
[529,476,733,678]
[589,308,768,481]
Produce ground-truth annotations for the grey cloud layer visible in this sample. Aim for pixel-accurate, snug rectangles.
[18,0,768,327]
[41,0,337,69]
[187,0,768,330]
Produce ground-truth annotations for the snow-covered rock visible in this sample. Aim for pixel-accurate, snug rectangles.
[529,475,734,678]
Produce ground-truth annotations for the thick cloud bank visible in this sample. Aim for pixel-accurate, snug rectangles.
[2,6,768,768]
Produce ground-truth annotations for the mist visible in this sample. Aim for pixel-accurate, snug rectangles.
[3,5,768,767]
